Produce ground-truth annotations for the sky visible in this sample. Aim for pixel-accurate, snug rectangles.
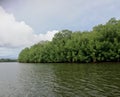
[0,0,120,58]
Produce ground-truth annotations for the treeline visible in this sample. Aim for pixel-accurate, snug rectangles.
[18,18,120,63]
[0,58,17,62]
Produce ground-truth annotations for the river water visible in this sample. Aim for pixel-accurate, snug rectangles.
[0,62,120,97]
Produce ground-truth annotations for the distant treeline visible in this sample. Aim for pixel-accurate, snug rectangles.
[0,58,17,62]
[18,18,120,63]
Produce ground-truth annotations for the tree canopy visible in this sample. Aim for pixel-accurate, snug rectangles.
[18,18,120,63]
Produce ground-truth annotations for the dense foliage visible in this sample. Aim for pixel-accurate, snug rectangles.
[0,58,17,62]
[18,18,120,63]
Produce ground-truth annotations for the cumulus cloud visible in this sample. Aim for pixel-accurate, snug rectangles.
[0,6,58,58]
[0,6,58,48]
[35,30,58,42]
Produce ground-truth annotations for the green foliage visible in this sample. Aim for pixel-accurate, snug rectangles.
[18,18,120,63]
[0,58,17,62]
[18,47,30,62]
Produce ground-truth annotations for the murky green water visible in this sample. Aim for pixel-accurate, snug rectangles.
[0,62,120,97]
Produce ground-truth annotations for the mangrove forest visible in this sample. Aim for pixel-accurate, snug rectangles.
[18,18,120,63]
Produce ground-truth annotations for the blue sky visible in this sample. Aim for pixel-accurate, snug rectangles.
[0,0,120,58]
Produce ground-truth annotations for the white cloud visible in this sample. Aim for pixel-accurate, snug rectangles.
[35,30,58,41]
[0,6,58,48]
[0,6,58,58]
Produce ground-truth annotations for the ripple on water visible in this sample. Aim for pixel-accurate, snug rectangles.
[0,63,120,97]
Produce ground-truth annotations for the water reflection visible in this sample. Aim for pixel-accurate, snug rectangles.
[17,63,56,97]
[0,62,120,97]
[52,63,120,97]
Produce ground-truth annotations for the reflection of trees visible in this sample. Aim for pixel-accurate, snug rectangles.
[52,63,120,97]
[52,63,94,97]
[4,63,120,97]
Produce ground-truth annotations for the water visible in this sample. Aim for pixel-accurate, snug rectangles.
[0,62,120,97]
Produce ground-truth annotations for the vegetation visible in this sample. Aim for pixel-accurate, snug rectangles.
[0,58,17,62]
[18,18,120,63]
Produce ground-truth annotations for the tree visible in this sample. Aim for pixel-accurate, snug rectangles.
[18,18,120,63]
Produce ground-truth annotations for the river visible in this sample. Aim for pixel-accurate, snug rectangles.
[0,62,120,97]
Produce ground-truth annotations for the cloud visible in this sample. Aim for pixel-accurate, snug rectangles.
[2,0,119,33]
[35,31,58,41]
[0,6,58,48]
[0,47,20,58]
[0,6,58,58]
[0,6,33,48]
